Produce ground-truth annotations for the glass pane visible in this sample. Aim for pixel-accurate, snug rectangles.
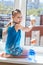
[0,0,15,52]
[25,0,43,47]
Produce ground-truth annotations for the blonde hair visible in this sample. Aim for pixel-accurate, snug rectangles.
[12,9,21,17]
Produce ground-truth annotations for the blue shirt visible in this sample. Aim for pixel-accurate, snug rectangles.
[5,26,23,56]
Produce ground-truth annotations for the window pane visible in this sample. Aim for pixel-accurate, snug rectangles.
[0,0,15,52]
[25,0,43,47]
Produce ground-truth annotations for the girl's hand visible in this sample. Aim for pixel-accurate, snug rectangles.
[30,19,36,26]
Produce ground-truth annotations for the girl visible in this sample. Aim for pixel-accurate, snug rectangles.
[0,9,35,58]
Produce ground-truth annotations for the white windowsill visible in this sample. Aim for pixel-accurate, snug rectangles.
[23,46,43,54]
[0,54,43,65]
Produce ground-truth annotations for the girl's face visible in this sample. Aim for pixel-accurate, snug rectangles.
[13,13,22,24]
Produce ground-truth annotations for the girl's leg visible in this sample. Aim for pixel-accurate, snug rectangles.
[0,52,13,58]
[0,49,28,58]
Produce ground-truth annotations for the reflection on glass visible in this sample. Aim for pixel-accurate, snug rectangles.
[26,0,43,26]
[0,0,14,52]
[25,0,43,47]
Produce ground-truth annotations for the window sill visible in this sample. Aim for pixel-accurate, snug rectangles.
[0,41,43,64]
[23,46,43,54]
[0,54,43,65]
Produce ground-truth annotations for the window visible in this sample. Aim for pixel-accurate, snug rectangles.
[0,0,15,52]
[0,0,14,27]
[25,0,43,47]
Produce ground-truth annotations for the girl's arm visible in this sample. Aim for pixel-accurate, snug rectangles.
[21,26,33,32]
[2,22,12,42]
[3,22,12,36]
[15,24,34,32]
[15,20,35,32]
[20,19,35,32]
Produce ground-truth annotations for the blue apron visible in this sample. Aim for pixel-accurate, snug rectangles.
[5,26,23,56]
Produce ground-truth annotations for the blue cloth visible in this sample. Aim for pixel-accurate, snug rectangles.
[5,26,23,56]
[29,49,35,55]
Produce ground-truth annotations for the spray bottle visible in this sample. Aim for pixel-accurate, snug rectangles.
[28,39,37,62]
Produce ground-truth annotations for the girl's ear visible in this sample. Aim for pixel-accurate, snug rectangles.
[12,16,14,18]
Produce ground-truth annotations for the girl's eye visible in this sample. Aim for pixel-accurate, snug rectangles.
[18,17,22,18]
